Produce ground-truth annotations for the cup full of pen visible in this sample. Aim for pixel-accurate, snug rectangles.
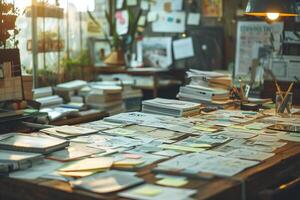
[275,82,294,116]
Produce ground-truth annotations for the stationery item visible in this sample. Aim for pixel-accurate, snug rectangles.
[9,160,64,180]
[225,148,275,161]
[0,133,69,154]
[113,158,145,168]
[173,37,195,60]
[41,126,98,139]
[156,177,188,187]
[142,98,200,117]
[56,80,87,91]
[59,157,113,172]
[47,143,103,162]
[276,91,293,114]
[119,184,197,200]
[0,150,43,171]
[71,170,144,194]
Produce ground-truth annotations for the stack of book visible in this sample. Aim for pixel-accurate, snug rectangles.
[0,133,69,154]
[55,80,87,102]
[142,98,201,117]
[86,85,125,115]
[33,87,64,108]
[0,150,44,172]
[177,69,233,108]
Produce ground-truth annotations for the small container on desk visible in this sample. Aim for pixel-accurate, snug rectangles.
[276,92,293,116]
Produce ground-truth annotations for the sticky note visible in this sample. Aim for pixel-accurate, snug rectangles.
[157,178,188,187]
[134,185,162,196]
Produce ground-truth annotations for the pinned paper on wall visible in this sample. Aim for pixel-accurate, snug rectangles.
[141,0,150,10]
[138,16,147,26]
[173,37,195,60]
[137,37,173,69]
[147,11,158,22]
[152,12,186,33]
[127,0,137,6]
[116,0,125,9]
[150,0,183,11]
[115,10,129,35]
[187,13,201,25]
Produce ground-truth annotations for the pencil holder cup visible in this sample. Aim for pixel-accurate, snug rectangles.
[275,92,293,115]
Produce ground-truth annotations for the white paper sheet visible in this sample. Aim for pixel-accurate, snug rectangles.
[152,12,186,33]
[173,37,194,60]
[187,13,200,25]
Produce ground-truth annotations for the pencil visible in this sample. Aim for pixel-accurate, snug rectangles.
[278,82,294,113]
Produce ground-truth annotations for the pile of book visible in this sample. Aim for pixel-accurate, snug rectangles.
[54,80,87,102]
[86,85,125,115]
[33,87,63,108]
[142,98,201,117]
[177,69,233,108]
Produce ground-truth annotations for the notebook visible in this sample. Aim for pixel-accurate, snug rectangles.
[71,170,144,194]
[0,150,44,171]
[59,157,113,172]
[0,133,69,154]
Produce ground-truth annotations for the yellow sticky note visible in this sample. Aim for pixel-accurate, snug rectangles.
[156,178,188,187]
[134,185,162,196]
[193,125,217,132]
[190,143,212,148]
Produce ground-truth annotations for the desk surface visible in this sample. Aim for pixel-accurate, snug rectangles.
[1,113,300,200]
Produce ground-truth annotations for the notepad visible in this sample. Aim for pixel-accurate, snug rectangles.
[59,157,113,172]
[41,126,98,139]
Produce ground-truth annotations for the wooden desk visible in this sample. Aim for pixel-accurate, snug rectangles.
[1,116,300,200]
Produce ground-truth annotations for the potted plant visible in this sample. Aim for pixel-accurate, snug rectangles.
[0,0,19,49]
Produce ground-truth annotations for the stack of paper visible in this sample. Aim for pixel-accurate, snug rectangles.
[32,87,53,99]
[177,69,232,108]
[0,133,69,154]
[71,170,144,193]
[0,150,44,171]
[142,98,200,117]
[35,95,64,108]
[41,125,98,139]
[86,85,125,115]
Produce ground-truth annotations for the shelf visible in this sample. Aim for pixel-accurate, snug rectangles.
[25,5,64,19]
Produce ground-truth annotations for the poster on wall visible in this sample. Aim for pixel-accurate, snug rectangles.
[137,37,172,69]
[202,0,223,17]
[235,21,284,76]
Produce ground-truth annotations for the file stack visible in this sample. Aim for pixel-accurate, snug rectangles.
[33,87,63,108]
[86,85,125,115]
[177,69,233,108]
[142,98,201,117]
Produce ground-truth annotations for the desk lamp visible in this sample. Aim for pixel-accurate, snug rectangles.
[245,0,298,22]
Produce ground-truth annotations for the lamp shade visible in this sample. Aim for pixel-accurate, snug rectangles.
[245,0,298,17]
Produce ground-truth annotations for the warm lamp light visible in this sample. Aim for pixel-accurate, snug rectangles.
[245,0,298,21]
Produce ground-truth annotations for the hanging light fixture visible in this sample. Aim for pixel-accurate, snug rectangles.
[245,0,298,21]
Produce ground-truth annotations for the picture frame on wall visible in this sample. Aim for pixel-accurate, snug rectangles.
[88,38,111,67]
[201,0,223,17]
